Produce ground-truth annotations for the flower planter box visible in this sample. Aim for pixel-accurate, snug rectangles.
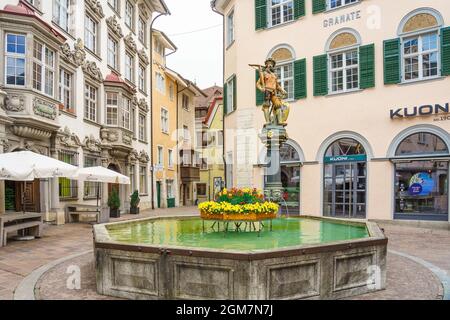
[201,211,277,222]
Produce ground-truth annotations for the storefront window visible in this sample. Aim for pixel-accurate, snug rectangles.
[394,133,449,220]
[279,143,301,214]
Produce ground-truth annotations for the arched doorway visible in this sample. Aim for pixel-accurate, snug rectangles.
[323,138,367,218]
[280,142,301,214]
[107,163,121,200]
[393,132,449,221]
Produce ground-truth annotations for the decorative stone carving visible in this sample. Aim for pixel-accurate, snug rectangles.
[85,0,105,19]
[128,150,139,163]
[123,133,133,146]
[106,16,123,38]
[138,98,149,112]
[33,98,57,120]
[60,38,86,67]
[12,125,52,140]
[403,13,438,33]
[82,61,103,82]
[24,141,47,155]
[58,126,81,149]
[0,87,7,110]
[83,134,102,153]
[100,128,119,144]
[138,151,150,163]
[1,139,10,153]
[124,34,137,53]
[4,95,25,112]
[138,49,149,65]
[131,96,139,108]
[139,4,149,19]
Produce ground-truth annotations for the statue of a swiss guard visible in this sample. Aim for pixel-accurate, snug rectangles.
[251,58,290,127]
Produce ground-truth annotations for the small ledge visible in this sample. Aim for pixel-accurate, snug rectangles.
[326,88,363,98]
[398,76,446,86]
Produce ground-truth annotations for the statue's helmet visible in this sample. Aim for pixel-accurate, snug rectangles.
[265,58,276,68]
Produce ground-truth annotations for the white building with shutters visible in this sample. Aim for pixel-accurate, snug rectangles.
[0,0,169,224]
[212,0,450,224]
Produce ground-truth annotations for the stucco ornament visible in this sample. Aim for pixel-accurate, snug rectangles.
[251,58,290,126]
[106,16,123,38]
[0,87,7,110]
[4,95,25,112]
[122,133,133,146]
[138,49,149,65]
[124,34,138,53]
[139,151,150,163]
[82,61,103,82]
[85,0,105,19]
[83,135,102,153]
[60,38,86,67]
[128,150,139,163]
[138,98,149,112]
[58,126,81,148]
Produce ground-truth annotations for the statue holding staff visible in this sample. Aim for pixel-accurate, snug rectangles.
[250,58,290,126]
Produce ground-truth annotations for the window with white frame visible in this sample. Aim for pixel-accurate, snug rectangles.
[183,125,189,142]
[270,0,294,27]
[227,10,234,46]
[5,34,26,86]
[138,64,146,92]
[226,77,235,114]
[129,164,136,191]
[275,63,294,100]
[84,83,97,122]
[131,106,136,137]
[125,52,134,83]
[59,68,73,111]
[161,108,169,134]
[125,0,134,29]
[168,149,174,168]
[122,97,131,130]
[329,49,359,93]
[85,14,97,53]
[139,166,147,194]
[182,93,190,110]
[138,16,146,44]
[33,40,55,96]
[156,72,165,93]
[107,35,118,70]
[106,92,119,126]
[157,146,163,166]
[403,32,439,81]
[53,0,70,32]
[328,0,358,10]
[139,113,146,141]
[169,83,174,101]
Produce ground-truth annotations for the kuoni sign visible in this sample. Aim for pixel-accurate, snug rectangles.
[324,155,367,163]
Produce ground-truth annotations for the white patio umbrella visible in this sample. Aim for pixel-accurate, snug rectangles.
[74,166,130,208]
[0,151,79,213]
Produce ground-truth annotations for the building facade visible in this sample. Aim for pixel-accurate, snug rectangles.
[195,86,225,203]
[213,0,450,223]
[0,0,169,223]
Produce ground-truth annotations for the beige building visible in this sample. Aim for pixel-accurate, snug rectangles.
[213,0,450,223]
[0,0,169,223]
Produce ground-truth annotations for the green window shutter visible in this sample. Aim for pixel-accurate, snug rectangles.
[312,0,326,14]
[294,0,306,19]
[255,0,267,30]
[256,70,265,106]
[223,82,228,114]
[383,38,401,84]
[441,26,450,76]
[294,58,307,99]
[313,54,328,96]
[359,44,375,89]
[232,76,237,112]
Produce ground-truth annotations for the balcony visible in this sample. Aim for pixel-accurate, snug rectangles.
[180,166,200,182]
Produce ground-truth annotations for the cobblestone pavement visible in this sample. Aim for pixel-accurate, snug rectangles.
[1,212,449,300]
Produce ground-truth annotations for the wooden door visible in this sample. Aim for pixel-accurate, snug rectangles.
[15,180,40,212]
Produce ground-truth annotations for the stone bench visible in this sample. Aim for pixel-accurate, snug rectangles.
[0,212,44,247]
[65,205,101,224]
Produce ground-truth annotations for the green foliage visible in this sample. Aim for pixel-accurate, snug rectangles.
[130,190,140,208]
[216,188,264,206]
[108,189,121,209]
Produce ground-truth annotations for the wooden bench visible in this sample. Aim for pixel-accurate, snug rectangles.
[0,212,44,247]
[65,204,101,224]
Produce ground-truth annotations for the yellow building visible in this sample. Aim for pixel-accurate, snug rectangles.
[195,86,225,202]
[152,30,178,208]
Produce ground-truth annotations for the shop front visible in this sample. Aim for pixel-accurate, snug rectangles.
[392,132,449,221]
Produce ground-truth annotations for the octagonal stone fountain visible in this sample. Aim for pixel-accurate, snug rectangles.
[94,215,387,300]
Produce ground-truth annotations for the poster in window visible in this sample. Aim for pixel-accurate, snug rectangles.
[408,172,434,196]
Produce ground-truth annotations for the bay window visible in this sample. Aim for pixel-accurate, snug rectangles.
[106,92,119,126]
[33,40,55,96]
[5,34,26,86]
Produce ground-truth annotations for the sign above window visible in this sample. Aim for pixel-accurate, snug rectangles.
[323,10,361,28]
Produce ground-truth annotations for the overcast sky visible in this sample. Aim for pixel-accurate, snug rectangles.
[153,0,223,89]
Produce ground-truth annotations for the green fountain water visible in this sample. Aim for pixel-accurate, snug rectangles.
[105,217,369,252]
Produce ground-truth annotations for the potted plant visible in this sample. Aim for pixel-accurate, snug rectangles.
[108,189,121,218]
[130,190,140,215]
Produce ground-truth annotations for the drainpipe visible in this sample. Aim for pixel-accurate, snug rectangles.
[211,3,226,189]
[150,12,168,210]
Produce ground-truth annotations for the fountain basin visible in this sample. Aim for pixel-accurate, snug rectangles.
[94,216,387,300]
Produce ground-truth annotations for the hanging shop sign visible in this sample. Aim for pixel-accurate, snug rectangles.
[323,10,361,28]
[390,103,449,119]
[324,155,367,163]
